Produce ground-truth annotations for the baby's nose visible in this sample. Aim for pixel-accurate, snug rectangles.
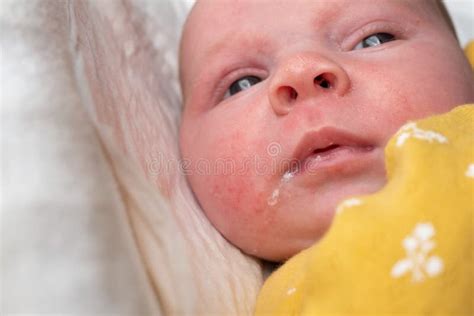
[268,52,350,115]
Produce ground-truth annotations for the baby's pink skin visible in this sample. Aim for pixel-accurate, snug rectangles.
[179,0,474,261]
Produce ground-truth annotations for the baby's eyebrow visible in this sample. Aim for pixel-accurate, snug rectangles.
[202,32,274,64]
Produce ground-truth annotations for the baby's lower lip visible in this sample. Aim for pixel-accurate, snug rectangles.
[295,145,375,177]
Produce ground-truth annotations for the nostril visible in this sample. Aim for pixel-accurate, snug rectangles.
[314,75,324,82]
[290,88,298,99]
[319,79,330,89]
[314,75,331,89]
[277,86,298,103]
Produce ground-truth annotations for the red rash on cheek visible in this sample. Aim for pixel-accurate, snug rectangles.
[224,181,246,208]
[225,175,266,215]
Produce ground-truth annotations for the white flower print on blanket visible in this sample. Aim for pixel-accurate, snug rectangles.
[396,122,448,147]
[391,222,444,283]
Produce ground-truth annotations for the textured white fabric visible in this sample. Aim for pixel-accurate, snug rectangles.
[1,0,159,314]
[1,0,263,315]
[444,0,474,46]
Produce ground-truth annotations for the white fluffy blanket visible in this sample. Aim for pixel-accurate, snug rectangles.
[1,1,262,314]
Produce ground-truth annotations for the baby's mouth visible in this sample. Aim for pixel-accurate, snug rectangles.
[312,143,341,156]
[298,144,374,174]
[291,127,375,176]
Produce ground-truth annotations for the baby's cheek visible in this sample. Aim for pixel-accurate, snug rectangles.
[356,41,469,145]
[192,112,278,246]
[206,138,272,218]
[402,40,473,109]
[223,177,267,215]
[208,171,274,251]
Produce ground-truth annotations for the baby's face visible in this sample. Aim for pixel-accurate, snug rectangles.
[179,0,474,261]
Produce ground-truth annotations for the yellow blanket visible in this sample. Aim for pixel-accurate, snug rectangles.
[255,46,474,316]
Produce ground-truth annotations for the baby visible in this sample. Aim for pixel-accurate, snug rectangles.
[179,0,473,263]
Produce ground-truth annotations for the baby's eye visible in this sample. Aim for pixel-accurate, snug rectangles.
[225,75,262,98]
[354,32,395,50]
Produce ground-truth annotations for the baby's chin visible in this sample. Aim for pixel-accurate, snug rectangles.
[245,162,387,261]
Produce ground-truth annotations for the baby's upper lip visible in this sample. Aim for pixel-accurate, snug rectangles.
[292,127,374,169]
